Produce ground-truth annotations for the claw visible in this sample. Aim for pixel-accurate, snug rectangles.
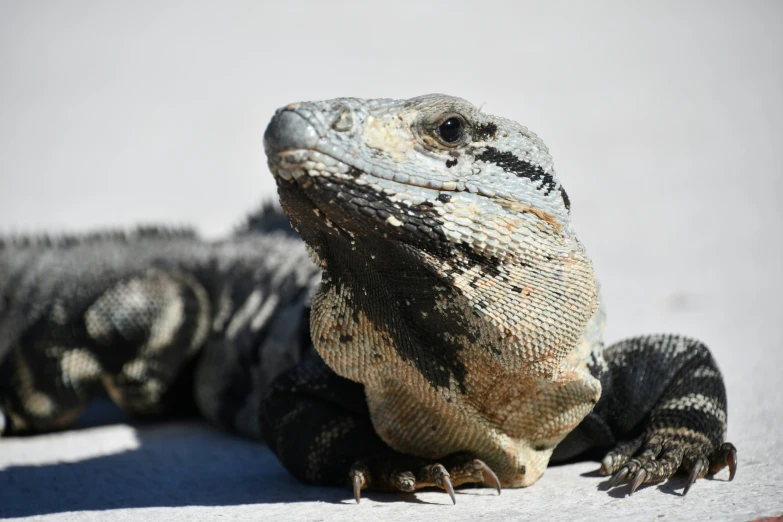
[430,464,456,504]
[608,467,629,488]
[629,468,647,495]
[728,448,737,481]
[442,474,456,504]
[474,460,501,495]
[352,474,362,504]
[683,456,705,496]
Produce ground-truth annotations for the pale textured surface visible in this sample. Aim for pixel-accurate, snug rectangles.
[1,1,781,521]
[0,411,780,521]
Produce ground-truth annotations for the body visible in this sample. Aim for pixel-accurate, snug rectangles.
[0,210,319,438]
[0,95,736,502]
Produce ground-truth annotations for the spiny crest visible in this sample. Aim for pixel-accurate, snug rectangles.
[234,200,297,237]
[0,226,197,250]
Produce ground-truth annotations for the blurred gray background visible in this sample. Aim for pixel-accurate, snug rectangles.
[1,1,781,521]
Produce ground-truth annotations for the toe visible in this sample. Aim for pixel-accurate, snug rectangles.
[442,473,456,504]
[599,438,644,475]
[608,466,630,488]
[349,465,368,504]
[392,470,416,493]
[428,463,456,504]
[728,446,738,481]
[629,468,647,495]
[475,460,501,495]
[683,456,708,496]
[708,442,738,481]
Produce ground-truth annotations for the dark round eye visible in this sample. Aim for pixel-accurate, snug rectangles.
[438,117,464,144]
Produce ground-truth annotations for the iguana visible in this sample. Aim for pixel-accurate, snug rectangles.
[0,94,736,504]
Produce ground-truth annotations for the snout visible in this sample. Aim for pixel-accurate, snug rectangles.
[263,109,319,156]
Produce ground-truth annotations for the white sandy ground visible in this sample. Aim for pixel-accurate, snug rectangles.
[1,1,782,521]
[0,404,781,522]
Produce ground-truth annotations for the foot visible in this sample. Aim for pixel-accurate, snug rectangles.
[600,432,737,495]
[349,452,501,504]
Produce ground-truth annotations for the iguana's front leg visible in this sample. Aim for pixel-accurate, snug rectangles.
[556,334,737,495]
[260,356,500,504]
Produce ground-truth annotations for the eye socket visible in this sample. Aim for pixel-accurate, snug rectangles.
[437,117,465,144]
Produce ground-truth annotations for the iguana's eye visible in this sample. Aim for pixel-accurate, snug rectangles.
[438,117,464,144]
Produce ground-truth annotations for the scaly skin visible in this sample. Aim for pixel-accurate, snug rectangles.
[261,94,736,501]
[0,208,320,438]
[0,95,736,504]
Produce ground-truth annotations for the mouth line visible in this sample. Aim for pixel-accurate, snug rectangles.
[272,150,434,226]
[268,148,466,196]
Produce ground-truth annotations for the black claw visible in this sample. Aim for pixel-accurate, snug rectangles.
[352,474,362,504]
[728,448,737,481]
[477,460,501,495]
[629,468,647,495]
[683,457,705,496]
[608,467,629,488]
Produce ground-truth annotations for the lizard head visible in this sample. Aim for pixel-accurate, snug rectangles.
[265,95,600,486]
[265,94,573,262]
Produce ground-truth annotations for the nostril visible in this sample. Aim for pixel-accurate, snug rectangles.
[331,107,354,132]
[264,110,319,154]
